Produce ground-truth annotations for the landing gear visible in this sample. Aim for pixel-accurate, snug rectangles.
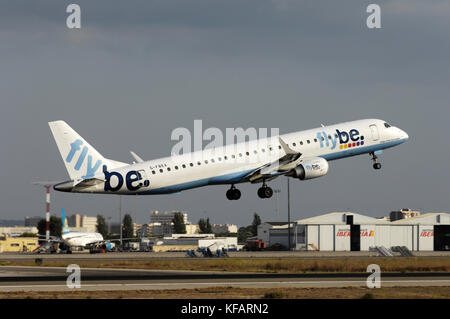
[370,152,382,170]
[257,181,273,199]
[226,185,241,200]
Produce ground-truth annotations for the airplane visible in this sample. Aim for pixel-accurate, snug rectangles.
[49,119,408,200]
[60,208,107,250]
[36,208,115,253]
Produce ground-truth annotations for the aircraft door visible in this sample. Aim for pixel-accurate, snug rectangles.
[369,124,379,141]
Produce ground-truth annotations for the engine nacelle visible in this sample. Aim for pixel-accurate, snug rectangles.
[291,157,329,180]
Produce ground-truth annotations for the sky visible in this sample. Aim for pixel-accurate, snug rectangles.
[0,1,449,226]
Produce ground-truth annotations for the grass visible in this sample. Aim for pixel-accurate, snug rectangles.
[2,257,450,273]
[1,286,449,299]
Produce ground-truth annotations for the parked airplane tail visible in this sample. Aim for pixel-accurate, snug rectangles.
[48,120,127,180]
[61,208,70,234]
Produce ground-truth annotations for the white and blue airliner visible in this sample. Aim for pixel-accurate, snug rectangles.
[49,119,408,200]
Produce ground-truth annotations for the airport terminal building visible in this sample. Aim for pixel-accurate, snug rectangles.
[258,211,450,252]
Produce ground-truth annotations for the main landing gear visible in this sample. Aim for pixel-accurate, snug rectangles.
[370,152,382,170]
[257,181,273,199]
[226,185,241,200]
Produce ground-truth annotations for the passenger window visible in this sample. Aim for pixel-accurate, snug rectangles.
[182,164,186,168]
[167,167,171,171]
[300,141,303,145]
[307,140,310,144]
[211,158,215,163]
[175,166,179,170]
[197,161,201,165]
[190,163,194,167]
[152,170,155,174]
[159,169,163,173]
[292,143,296,147]
[205,160,208,164]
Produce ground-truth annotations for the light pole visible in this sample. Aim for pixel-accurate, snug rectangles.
[287,177,291,251]
[273,189,281,216]
[119,196,123,247]
[33,182,58,242]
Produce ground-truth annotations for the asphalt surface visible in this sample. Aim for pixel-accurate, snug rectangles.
[0,266,449,291]
[1,250,450,262]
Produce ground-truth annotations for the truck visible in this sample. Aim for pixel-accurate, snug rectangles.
[245,239,266,251]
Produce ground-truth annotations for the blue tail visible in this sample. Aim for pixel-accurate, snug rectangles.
[61,208,70,234]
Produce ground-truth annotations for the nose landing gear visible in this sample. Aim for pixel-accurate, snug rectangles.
[370,152,382,170]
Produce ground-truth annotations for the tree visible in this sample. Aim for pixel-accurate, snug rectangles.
[122,214,134,239]
[251,213,261,236]
[237,226,253,243]
[198,218,207,233]
[96,215,107,237]
[198,217,212,234]
[173,212,186,234]
[17,232,37,237]
[37,216,62,238]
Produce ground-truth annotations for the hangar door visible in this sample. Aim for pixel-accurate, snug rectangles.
[434,226,450,251]
[350,225,360,251]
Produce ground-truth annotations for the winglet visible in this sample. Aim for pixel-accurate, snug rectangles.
[278,137,298,155]
[130,151,144,163]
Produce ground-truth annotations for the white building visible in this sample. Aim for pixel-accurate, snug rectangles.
[211,224,238,234]
[0,227,38,237]
[257,212,450,252]
[68,214,97,233]
[150,210,188,224]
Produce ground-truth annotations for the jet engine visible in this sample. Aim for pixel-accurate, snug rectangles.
[291,157,329,180]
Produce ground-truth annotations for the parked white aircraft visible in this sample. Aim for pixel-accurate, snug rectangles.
[36,208,114,253]
[49,119,408,200]
[60,208,105,248]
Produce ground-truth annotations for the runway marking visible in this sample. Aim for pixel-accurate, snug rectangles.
[1,280,450,289]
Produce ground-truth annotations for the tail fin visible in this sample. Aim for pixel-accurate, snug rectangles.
[48,121,127,180]
[61,208,70,234]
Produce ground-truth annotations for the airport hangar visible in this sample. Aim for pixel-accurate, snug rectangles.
[257,212,450,252]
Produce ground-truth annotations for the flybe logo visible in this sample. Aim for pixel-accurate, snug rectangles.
[103,166,150,192]
[66,139,102,179]
[316,129,365,150]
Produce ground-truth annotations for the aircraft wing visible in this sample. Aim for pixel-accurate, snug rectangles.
[242,137,302,183]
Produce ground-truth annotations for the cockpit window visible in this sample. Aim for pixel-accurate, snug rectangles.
[384,122,391,128]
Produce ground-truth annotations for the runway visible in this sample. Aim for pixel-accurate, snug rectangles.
[1,266,449,292]
[1,250,449,262]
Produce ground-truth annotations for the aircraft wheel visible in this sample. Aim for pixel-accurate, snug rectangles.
[232,188,241,200]
[373,163,382,170]
[264,187,273,198]
[257,187,265,198]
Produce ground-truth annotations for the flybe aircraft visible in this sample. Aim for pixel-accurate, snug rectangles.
[49,119,408,200]
[60,208,105,249]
